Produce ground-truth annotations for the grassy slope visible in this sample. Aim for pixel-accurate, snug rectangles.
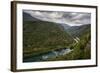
[23,21,74,59]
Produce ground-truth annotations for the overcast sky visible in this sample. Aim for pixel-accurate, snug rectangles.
[24,10,91,26]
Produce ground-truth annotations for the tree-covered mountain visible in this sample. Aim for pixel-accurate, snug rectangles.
[47,24,91,61]
[23,20,74,59]
[66,24,91,38]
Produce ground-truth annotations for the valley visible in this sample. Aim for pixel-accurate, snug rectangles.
[23,11,91,62]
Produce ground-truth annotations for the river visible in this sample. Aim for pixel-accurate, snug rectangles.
[24,48,72,62]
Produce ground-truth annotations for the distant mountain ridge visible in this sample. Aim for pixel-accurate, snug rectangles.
[66,24,91,38]
[23,12,39,21]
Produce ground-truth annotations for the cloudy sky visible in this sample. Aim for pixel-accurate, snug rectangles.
[23,10,91,26]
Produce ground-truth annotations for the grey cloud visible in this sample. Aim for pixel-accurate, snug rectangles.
[24,10,91,26]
